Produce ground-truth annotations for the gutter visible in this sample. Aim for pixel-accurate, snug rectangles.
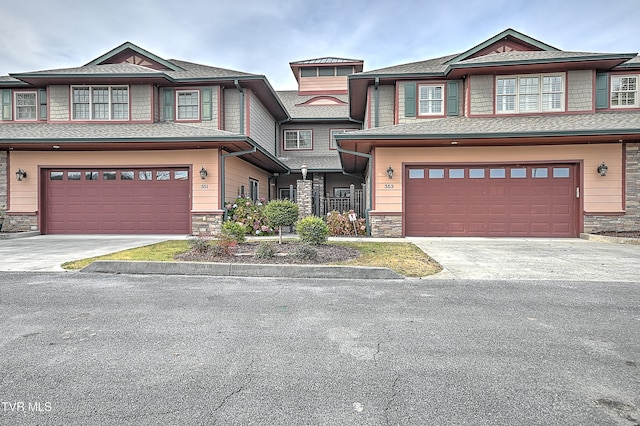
[336,141,372,236]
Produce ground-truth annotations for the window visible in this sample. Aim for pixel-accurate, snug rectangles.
[510,168,527,178]
[103,171,117,180]
[553,167,570,178]
[611,75,638,108]
[333,187,350,197]
[532,168,548,178]
[120,171,134,180]
[284,130,312,150]
[418,84,444,115]
[496,74,564,113]
[279,188,296,201]
[469,169,485,179]
[300,67,317,77]
[409,169,425,179]
[449,169,464,179]
[67,171,81,180]
[176,90,199,120]
[72,86,129,120]
[330,129,357,149]
[15,92,37,120]
[249,178,259,202]
[490,169,506,178]
[428,169,445,179]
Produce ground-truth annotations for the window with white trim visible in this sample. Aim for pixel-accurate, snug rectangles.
[330,129,357,149]
[72,86,129,120]
[611,75,638,108]
[249,178,259,202]
[15,92,37,120]
[496,74,564,114]
[418,84,444,115]
[176,90,199,120]
[284,130,312,150]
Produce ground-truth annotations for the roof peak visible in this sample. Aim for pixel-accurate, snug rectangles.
[290,57,363,65]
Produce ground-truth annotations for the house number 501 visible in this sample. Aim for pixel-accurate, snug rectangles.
[384,184,394,189]
[201,184,209,190]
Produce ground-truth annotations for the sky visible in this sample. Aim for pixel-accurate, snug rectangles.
[1,0,639,91]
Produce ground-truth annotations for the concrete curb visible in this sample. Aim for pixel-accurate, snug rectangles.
[0,231,41,240]
[81,260,404,280]
[580,233,640,245]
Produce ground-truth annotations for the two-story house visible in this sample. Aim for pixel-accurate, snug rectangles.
[337,28,640,237]
[0,42,290,234]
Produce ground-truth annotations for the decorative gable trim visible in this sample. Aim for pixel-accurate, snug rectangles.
[296,96,348,106]
[85,42,184,71]
[445,28,559,65]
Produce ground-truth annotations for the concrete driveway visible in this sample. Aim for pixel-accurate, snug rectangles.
[409,237,640,281]
[0,235,187,271]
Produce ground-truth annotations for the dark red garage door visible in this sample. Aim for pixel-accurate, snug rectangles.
[405,164,578,237]
[44,168,190,234]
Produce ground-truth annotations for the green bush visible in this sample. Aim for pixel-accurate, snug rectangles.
[221,220,247,243]
[264,199,299,243]
[291,244,319,262]
[225,197,274,236]
[254,241,277,259]
[296,216,329,245]
[188,233,213,253]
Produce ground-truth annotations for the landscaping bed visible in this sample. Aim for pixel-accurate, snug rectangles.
[592,230,640,238]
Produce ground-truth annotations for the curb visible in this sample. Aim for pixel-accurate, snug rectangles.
[81,260,404,280]
[580,233,640,245]
[0,231,41,240]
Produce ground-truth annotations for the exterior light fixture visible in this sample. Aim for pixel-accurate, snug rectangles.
[301,164,308,180]
[597,162,608,176]
[387,165,394,179]
[199,167,208,179]
[15,168,27,181]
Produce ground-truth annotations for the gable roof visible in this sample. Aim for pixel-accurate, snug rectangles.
[85,41,184,71]
[290,57,363,65]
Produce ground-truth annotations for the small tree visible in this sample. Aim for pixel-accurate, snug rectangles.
[296,216,329,245]
[264,199,299,244]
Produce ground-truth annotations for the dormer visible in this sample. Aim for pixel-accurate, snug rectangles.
[290,57,363,95]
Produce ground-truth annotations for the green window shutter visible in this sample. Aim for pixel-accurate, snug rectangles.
[447,81,459,116]
[1,89,12,120]
[163,88,174,121]
[595,73,609,109]
[404,83,416,117]
[202,87,212,121]
[39,89,47,120]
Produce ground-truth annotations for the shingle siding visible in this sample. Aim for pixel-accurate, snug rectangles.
[49,85,69,121]
[567,70,593,112]
[469,75,494,116]
[377,85,395,127]
[249,93,276,156]
[224,88,242,133]
[130,85,151,121]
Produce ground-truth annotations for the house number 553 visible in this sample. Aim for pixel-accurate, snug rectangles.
[384,184,394,189]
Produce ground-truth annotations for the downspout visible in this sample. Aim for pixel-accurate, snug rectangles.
[336,142,373,236]
[234,80,245,134]
[374,77,380,128]
[221,147,257,218]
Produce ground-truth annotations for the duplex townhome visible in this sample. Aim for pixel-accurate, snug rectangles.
[0,42,290,234]
[338,28,640,237]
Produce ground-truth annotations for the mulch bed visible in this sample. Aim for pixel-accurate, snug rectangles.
[175,241,361,264]
[592,231,640,238]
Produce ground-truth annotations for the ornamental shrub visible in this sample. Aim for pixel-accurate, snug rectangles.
[254,241,277,260]
[264,199,299,244]
[188,233,214,253]
[296,216,329,245]
[291,244,319,262]
[224,197,274,236]
[221,220,246,243]
[326,210,367,236]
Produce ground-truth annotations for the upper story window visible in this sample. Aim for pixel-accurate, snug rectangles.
[15,92,37,120]
[176,90,199,120]
[284,130,312,150]
[611,75,638,108]
[72,86,129,120]
[418,84,444,116]
[496,73,564,114]
[300,66,354,78]
[330,129,357,149]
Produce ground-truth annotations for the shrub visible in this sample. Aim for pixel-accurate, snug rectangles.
[224,197,274,236]
[291,244,319,262]
[326,210,367,236]
[264,199,299,243]
[188,233,214,253]
[254,241,277,260]
[221,220,247,243]
[214,234,238,256]
[296,216,329,245]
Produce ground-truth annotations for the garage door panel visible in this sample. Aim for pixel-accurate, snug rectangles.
[45,168,190,234]
[405,164,577,237]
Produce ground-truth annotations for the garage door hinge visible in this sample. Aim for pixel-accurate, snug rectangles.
[576,187,580,198]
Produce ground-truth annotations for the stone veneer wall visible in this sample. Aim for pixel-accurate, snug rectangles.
[584,143,639,232]
[191,212,224,236]
[296,179,313,220]
[369,213,403,237]
[2,214,38,232]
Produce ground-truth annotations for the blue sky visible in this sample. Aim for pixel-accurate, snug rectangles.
[1,0,638,90]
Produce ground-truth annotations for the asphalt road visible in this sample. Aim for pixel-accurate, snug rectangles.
[1,272,639,426]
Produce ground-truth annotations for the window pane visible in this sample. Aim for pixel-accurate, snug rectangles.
[336,66,353,76]
[490,168,506,178]
[300,67,316,77]
[299,130,312,148]
[532,168,548,178]
[67,171,81,180]
[120,171,134,180]
[469,169,485,178]
[318,67,335,77]
[510,168,527,178]
[428,169,444,179]
[449,169,464,179]
[50,171,63,180]
[85,171,99,180]
[177,91,199,119]
[553,167,570,178]
[103,171,116,180]
[139,171,152,180]
[174,171,188,180]
[408,169,424,179]
[156,171,170,181]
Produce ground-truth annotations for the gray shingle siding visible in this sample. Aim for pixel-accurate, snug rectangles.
[130,85,151,121]
[249,93,276,156]
[49,85,69,121]
[469,75,493,116]
[224,88,242,133]
[377,85,395,127]
[567,70,593,112]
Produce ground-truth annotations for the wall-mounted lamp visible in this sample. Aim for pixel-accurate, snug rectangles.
[199,167,208,179]
[301,164,308,180]
[387,165,394,179]
[15,168,27,181]
[597,161,608,177]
